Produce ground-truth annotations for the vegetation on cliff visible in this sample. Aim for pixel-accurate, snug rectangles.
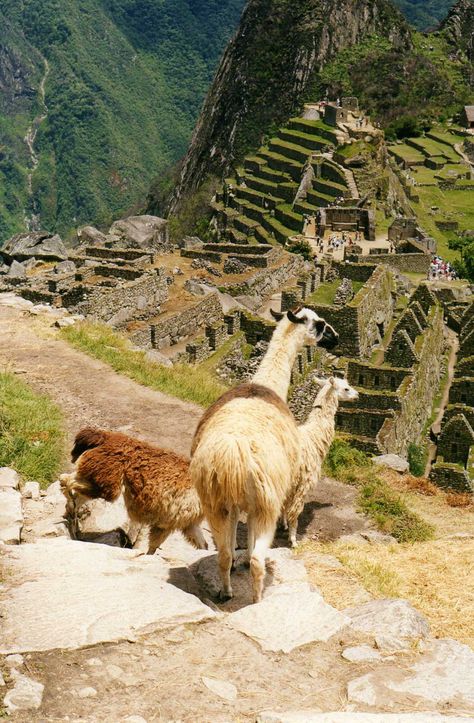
[393,0,456,29]
[0,0,244,241]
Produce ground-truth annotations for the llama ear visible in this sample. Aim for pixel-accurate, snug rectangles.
[328,376,336,386]
[270,308,284,321]
[287,308,306,324]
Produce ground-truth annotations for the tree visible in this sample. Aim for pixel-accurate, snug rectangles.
[448,236,474,282]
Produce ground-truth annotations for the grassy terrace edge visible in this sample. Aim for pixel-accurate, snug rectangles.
[0,372,65,488]
[60,322,228,408]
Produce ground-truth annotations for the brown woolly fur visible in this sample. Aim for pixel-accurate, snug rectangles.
[191,382,293,455]
[61,428,207,553]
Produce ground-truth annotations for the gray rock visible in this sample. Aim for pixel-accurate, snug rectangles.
[227,583,349,653]
[2,231,67,262]
[0,467,20,490]
[0,293,34,310]
[7,260,26,278]
[223,257,248,274]
[77,686,97,699]
[258,713,469,722]
[76,225,107,245]
[235,294,262,311]
[342,645,383,663]
[182,236,204,250]
[172,266,184,275]
[184,279,207,296]
[202,676,238,701]
[373,454,409,473]
[108,215,169,250]
[5,654,24,668]
[347,638,474,712]
[144,349,173,368]
[346,599,429,650]
[55,260,76,275]
[0,488,23,544]
[0,538,216,653]
[54,317,76,329]
[70,494,140,545]
[3,673,44,713]
[0,672,5,687]
[22,481,40,500]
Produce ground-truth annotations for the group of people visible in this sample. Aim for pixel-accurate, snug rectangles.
[428,256,458,281]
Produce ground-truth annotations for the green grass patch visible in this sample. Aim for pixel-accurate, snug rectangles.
[307,279,364,307]
[0,372,65,488]
[61,322,228,408]
[324,440,434,543]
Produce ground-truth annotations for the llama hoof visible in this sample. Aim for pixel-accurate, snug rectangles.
[218,590,233,602]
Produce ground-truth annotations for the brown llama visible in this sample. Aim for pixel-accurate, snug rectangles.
[60,427,207,553]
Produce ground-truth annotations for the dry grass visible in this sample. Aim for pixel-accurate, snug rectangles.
[299,465,474,647]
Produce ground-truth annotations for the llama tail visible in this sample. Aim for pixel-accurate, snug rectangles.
[190,431,256,513]
[71,427,109,463]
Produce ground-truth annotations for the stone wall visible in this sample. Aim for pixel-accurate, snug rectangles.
[221,254,305,303]
[333,261,376,282]
[346,252,430,274]
[73,269,169,326]
[150,293,222,350]
[378,305,445,455]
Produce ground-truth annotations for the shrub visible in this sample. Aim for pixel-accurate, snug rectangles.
[408,443,426,477]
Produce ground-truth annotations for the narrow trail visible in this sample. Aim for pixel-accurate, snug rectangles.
[0,305,202,461]
[24,56,50,231]
[424,329,459,477]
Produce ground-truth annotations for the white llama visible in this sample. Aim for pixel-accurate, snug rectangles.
[190,307,339,603]
[283,376,359,547]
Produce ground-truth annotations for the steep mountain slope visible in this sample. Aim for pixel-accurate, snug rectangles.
[0,0,244,241]
[393,0,455,29]
[166,0,412,214]
[165,0,473,216]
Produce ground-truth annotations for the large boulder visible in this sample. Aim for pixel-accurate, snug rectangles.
[76,225,107,246]
[107,215,169,250]
[346,598,429,651]
[0,485,23,544]
[1,232,68,262]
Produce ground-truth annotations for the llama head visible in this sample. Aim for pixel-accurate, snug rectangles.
[314,376,359,402]
[270,306,339,349]
[59,473,93,517]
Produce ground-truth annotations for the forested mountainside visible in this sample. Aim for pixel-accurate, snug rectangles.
[0,0,244,241]
[393,0,455,29]
[165,0,473,215]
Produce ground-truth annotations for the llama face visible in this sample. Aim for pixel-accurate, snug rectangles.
[288,307,339,350]
[329,376,359,402]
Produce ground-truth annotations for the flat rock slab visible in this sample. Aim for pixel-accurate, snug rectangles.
[347,638,474,712]
[346,598,429,650]
[0,538,216,653]
[373,454,409,473]
[227,583,349,653]
[258,713,470,722]
[0,488,23,544]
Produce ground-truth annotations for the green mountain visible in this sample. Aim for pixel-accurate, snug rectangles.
[165,0,473,216]
[392,0,456,29]
[0,0,244,241]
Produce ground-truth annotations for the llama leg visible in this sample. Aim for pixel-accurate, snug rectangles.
[183,523,208,550]
[230,505,239,571]
[147,526,171,554]
[208,513,233,601]
[287,502,304,547]
[250,517,276,604]
[133,525,150,552]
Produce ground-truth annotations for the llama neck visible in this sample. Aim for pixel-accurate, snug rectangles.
[299,386,339,474]
[252,318,307,400]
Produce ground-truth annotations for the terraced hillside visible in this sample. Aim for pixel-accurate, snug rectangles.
[388,127,474,260]
[212,116,350,246]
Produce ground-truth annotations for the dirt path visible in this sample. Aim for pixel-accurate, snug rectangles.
[0,305,202,461]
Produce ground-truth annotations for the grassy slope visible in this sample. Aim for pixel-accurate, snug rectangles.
[0,371,65,487]
[61,321,227,407]
[0,0,244,240]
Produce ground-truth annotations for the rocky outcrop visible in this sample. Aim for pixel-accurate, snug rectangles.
[0,232,68,262]
[166,0,411,213]
[440,0,474,50]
